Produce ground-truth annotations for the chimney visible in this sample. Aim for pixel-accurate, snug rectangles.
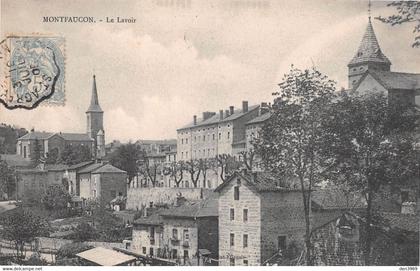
[219,110,224,120]
[229,106,234,115]
[203,111,216,121]
[260,102,269,116]
[225,109,230,117]
[242,101,248,113]
[193,115,197,125]
[401,202,416,215]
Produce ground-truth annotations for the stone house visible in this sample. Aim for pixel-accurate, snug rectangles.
[63,160,95,196]
[78,162,127,204]
[16,163,68,199]
[215,171,306,266]
[130,193,218,266]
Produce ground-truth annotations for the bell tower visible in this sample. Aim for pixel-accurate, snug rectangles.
[86,75,104,157]
[348,2,391,89]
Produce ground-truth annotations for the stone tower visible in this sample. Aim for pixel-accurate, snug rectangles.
[348,18,392,89]
[86,75,104,158]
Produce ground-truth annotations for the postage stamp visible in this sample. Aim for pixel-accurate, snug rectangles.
[0,35,65,109]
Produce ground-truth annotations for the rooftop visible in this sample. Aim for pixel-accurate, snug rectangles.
[348,19,391,67]
[246,112,271,125]
[311,188,366,210]
[367,70,420,91]
[159,192,218,218]
[215,171,301,193]
[92,164,127,174]
[178,105,259,130]
[76,247,136,266]
[18,131,92,142]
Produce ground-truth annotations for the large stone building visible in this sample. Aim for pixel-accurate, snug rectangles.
[177,101,261,161]
[15,75,106,160]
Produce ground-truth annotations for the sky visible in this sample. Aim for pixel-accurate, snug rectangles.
[1,0,419,142]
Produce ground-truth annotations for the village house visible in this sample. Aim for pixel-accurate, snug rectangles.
[311,210,419,266]
[130,194,218,266]
[16,163,68,199]
[215,171,306,266]
[78,162,127,204]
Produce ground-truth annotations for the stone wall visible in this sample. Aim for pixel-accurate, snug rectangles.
[126,187,212,210]
[260,191,306,264]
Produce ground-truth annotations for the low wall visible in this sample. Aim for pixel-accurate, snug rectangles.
[35,237,124,251]
[126,187,213,210]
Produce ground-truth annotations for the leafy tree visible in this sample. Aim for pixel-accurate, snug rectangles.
[30,138,42,166]
[0,157,17,199]
[72,222,97,242]
[216,154,241,182]
[45,147,59,164]
[239,150,255,171]
[56,242,93,266]
[109,143,144,185]
[320,91,419,264]
[42,185,72,211]
[254,66,335,265]
[60,144,92,165]
[1,208,49,259]
[376,1,420,48]
[25,252,48,266]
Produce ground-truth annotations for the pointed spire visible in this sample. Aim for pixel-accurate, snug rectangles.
[87,74,103,113]
[348,18,391,67]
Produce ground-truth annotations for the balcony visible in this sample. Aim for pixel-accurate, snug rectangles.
[182,241,189,248]
[170,237,180,245]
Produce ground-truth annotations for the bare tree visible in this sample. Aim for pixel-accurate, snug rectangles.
[185,159,202,188]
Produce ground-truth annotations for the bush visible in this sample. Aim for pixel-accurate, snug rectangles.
[56,242,93,260]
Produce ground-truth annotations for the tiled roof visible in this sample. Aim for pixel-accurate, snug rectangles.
[67,161,95,170]
[133,213,163,226]
[381,212,419,233]
[311,210,345,231]
[18,131,92,141]
[160,193,219,218]
[92,164,126,174]
[58,133,93,141]
[18,131,52,140]
[311,188,366,210]
[77,163,106,174]
[178,105,259,130]
[44,164,68,171]
[368,70,420,90]
[246,112,271,125]
[214,171,301,193]
[348,19,391,67]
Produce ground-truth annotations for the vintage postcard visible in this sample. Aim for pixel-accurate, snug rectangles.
[0,0,419,269]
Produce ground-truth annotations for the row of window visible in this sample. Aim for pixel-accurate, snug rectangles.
[179,124,231,135]
[180,131,231,145]
[230,208,248,222]
[230,258,248,266]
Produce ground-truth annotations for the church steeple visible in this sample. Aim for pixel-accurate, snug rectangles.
[87,75,103,113]
[348,6,392,89]
[86,75,105,158]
